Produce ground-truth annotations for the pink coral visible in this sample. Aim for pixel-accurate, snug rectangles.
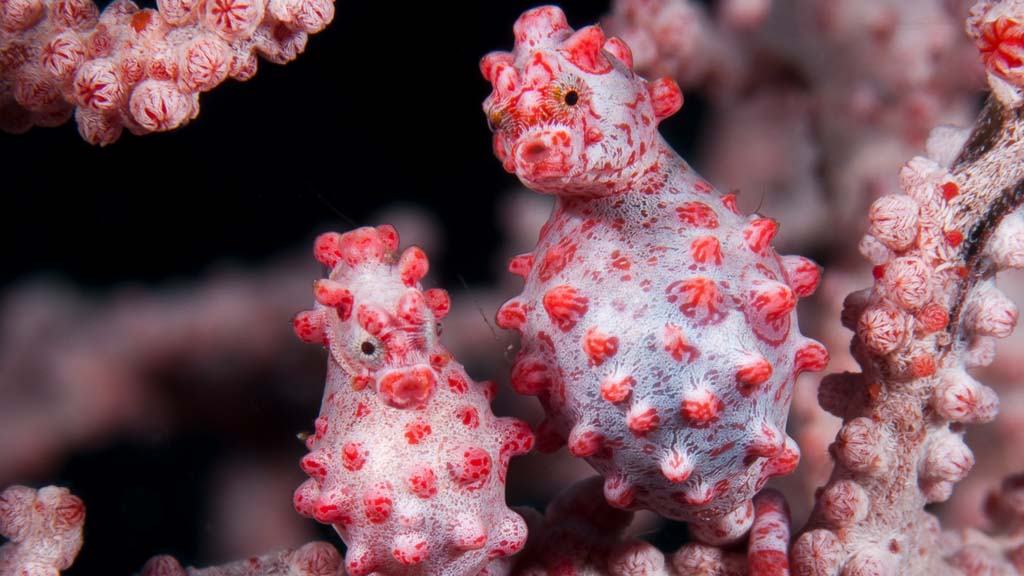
[0,485,85,576]
[0,0,332,144]
[791,1,1024,567]
[482,5,827,541]
[142,542,343,576]
[292,226,533,575]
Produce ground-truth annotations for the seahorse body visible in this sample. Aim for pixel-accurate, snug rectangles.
[483,6,827,539]
[293,226,533,575]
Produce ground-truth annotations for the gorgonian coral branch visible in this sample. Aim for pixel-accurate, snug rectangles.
[0,0,332,144]
[792,2,1024,573]
[141,542,343,576]
[0,485,85,576]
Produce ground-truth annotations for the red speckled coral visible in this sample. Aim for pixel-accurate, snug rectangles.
[292,226,533,576]
[482,6,826,541]
[0,0,332,144]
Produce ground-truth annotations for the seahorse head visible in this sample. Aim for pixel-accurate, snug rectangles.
[481,5,682,197]
[293,225,452,409]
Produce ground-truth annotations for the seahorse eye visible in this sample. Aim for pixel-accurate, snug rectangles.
[564,90,579,106]
[487,111,503,132]
[360,340,376,355]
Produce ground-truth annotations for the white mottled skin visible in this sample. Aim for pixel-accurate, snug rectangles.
[293,227,532,576]
[484,6,826,541]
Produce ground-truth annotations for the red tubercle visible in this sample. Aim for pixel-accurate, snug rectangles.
[509,253,534,278]
[458,405,480,429]
[300,451,329,481]
[666,277,726,325]
[582,326,619,366]
[507,354,548,393]
[356,303,391,336]
[392,535,429,566]
[538,237,578,282]
[399,247,429,287]
[396,290,428,326]
[680,389,723,427]
[482,380,499,402]
[429,352,450,370]
[661,450,693,483]
[626,406,660,435]
[794,341,829,375]
[562,25,613,74]
[313,279,354,319]
[744,218,779,254]
[662,323,699,363]
[313,416,328,441]
[648,76,683,120]
[376,225,400,253]
[449,446,493,489]
[313,232,344,268]
[691,236,723,265]
[746,424,783,459]
[676,201,719,229]
[603,475,637,508]
[404,418,432,444]
[336,227,391,267]
[422,288,450,319]
[568,427,605,457]
[501,420,535,456]
[293,310,327,344]
[447,372,469,394]
[342,442,366,471]
[601,374,636,403]
[543,285,589,331]
[496,299,528,331]
[749,281,797,325]
[130,9,154,32]
[363,482,394,524]
[736,355,773,396]
[784,255,821,298]
[721,193,740,214]
[407,464,437,498]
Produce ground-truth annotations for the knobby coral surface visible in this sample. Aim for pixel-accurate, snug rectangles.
[0,485,85,576]
[789,1,1024,573]
[0,0,332,143]
[141,541,343,576]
